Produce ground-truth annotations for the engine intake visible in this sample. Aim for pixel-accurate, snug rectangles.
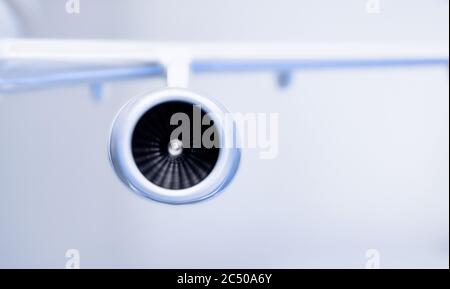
[109,88,240,204]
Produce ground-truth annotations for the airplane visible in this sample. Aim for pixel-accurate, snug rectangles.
[1,38,448,204]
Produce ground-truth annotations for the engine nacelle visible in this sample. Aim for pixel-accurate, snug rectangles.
[109,88,240,204]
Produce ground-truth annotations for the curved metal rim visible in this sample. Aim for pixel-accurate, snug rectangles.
[109,88,240,204]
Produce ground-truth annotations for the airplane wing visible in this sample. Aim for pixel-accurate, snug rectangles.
[0,39,448,92]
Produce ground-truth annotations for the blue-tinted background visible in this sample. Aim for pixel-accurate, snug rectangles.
[0,0,448,268]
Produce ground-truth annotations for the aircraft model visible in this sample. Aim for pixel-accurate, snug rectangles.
[0,39,448,204]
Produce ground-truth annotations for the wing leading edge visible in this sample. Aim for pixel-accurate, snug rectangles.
[0,39,448,92]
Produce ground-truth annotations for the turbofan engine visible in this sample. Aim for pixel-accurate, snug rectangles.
[109,88,240,204]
